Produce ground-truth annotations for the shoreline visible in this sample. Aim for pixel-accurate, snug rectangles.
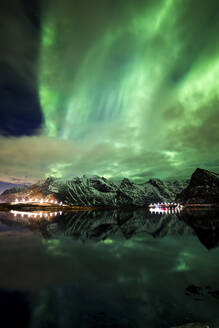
[0,203,219,213]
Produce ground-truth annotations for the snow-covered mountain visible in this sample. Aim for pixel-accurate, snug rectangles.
[42,175,188,206]
[0,175,188,206]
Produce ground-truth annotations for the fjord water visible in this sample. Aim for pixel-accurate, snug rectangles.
[0,209,219,328]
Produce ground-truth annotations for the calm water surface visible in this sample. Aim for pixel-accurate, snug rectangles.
[0,208,218,328]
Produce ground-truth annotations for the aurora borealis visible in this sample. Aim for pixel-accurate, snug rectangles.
[0,0,219,183]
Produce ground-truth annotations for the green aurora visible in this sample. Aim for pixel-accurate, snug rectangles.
[1,0,218,183]
[37,0,219,181]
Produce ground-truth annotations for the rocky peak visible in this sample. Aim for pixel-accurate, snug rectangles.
[190,168,219,186]
[148,178,166,189]
[120,178,135,189]
[89,176,116,193]
[176,168,219,204]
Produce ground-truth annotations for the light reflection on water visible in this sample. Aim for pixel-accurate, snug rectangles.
[9,206,181,220]
[149,207,181,214]
[10,210,62,219]
[0,208,218,328]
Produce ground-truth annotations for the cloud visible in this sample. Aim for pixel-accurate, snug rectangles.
[0,132,177,183]
[1,102,218,184]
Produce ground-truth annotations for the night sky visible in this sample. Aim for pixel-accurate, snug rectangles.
[0,0,219,183]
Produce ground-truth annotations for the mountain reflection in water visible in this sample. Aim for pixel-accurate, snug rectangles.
[0,208,218,328]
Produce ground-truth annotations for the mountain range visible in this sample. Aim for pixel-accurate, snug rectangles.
[0,175,187,206]
[0,168,219,206]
